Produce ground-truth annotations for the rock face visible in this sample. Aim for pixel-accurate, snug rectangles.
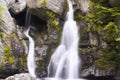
[27,0,66,20]
[4,0,26,14]
[0,0,27,78]
[73,0,89,14]
[27,0,65,14]
[9,0,27,14]
[0,0,15,34]
[0,0,120,80]
[76,1,120,80]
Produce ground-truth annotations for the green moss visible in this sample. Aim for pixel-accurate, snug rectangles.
[3,46,15,64]
[85,1,120,69]
[79,48,83,51]
[46,11,62,35]
[8,57,15,64]
[19,55,26,65]
[95,50,120,69]
[40,0,47,8]
[95,58,117,69]
[48,36,52,40]
[103,22,119,42]
[75,13,84,21]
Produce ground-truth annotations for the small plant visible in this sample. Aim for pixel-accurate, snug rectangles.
[39,0,47,8]
[46,11,62,34]
[3,46,15,64]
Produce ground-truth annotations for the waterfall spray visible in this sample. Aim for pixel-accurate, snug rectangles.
[47,0,84,79]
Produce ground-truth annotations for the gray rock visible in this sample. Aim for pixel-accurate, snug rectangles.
[81,65,115,77]
[0,0,15,65]
[5,73,35,80]
[27,0,65,20]
[10,0,27,14]
[35,45,48,60]
[4,0,15,8]
[0,0,15,34]
[73,0,89,14]
[0,1,27,77]
[4,0,26,14]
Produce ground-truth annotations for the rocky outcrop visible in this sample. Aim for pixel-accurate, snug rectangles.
[5,0,26,14]
[0,0,27,78]
[73,0,89,14]
[5,73,35,80]
[76,1,120,79]
[0,0,15,34]
[26,0,66,20]
[9,0,27,14]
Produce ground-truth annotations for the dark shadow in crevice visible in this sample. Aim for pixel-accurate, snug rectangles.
[31,14,47,32]
[9,8,27,26]
[84,75,115,80]
[9,8,47,32]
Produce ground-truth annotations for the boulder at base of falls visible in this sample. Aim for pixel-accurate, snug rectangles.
[5,73,35,80]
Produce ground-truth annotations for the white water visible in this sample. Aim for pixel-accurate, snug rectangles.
[24,10,36,78]
[47,0,83,80]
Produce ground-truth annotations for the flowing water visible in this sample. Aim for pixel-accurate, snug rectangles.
[24,10,36,78]
[47,0,84,80]
[24,0,86,80]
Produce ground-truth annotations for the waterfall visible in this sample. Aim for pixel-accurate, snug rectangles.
[47,0,84,80]
[24,10,36,78]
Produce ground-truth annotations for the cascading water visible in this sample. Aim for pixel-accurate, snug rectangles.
[24,10,36,78]
[47,0,84,80]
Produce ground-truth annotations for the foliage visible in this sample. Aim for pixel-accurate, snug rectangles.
[3,46,15,64]
[74,13,84,21]
[46,11,62,34]
[84,0,120,69]
[40,0,46,8]
[19,55,26,65]
[95,50,120,69]
[1,33,16,64]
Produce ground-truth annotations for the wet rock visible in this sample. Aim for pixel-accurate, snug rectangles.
[81,65,115,77]
[5,73,35,80]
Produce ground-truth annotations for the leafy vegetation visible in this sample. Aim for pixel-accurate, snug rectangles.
[46,11,62,34]
[39,0,47,8]
[82,0,120,69]
[3,46,15,64]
